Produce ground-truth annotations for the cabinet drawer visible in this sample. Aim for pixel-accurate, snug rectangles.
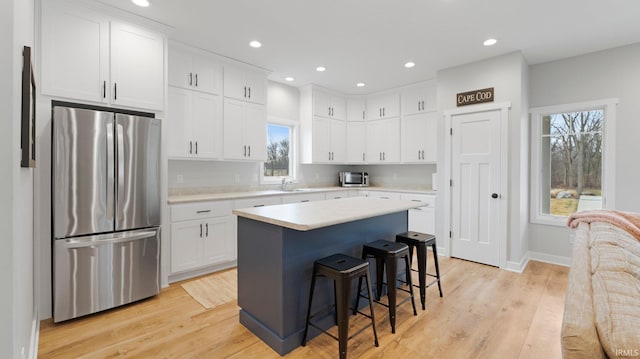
[234,196,282,209]
[400,193,436,208]
[367,191,402,200]
[282,193,326,204]
[171,201,233,222]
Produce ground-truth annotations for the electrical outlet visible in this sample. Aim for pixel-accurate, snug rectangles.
[176,175,184,184]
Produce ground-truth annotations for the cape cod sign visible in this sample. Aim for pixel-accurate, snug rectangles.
[456,87,494,106]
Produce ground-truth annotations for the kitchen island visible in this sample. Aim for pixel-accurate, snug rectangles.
[233,197,422,355]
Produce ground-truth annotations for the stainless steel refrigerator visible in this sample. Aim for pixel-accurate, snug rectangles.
[52,102,161,322]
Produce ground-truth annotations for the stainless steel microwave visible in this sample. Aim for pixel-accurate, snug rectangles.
[339,171,369,187]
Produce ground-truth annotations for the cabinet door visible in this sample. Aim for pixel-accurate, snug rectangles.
[223,65,247,101]
[408,207,435,234]
[110,21,165,110]
[330,96,347,120]
[366,120,384,163]
[312,117,332,163]
[167,87,192,158]
[201,217,234,265]
[171,220,204,273]
[192,92,221,159]
[423,112,438,162]
[381,93,400,118]
[347,98,367,121]
[382,117,401,162]
[401,86,423,116]
[313,90,331,118]
[223,98,245,159]
[402,113,427,163]
[192,56,222,95]
[244,69,267,104]
[366,96,383,121]
[330,119,347,162]
[168,46,193,90]
[346,122,367,163]
[244,103,267,160]
[41,1,109,103]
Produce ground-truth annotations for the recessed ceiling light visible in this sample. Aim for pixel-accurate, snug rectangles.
[483,38,497,46]
[316,66,326,72]
[285,77,294,82]
[356,82,366,87]
[249,40,262,48]
[404,62,415,68]
[132,0,150,7]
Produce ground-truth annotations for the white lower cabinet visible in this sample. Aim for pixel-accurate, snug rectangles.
[170,201,234,274]
[401,193,436,234]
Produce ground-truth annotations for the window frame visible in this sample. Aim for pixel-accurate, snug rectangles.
[260,117,298,185]
[529,98,617,226]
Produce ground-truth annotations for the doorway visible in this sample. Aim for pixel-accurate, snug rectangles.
[443,103,509,268]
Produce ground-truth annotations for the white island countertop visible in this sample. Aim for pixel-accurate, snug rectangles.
[232,197,423,231]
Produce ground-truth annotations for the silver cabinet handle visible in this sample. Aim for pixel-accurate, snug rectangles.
[205,222,208,236]
[196,209,211,214]
[189,141,193,154]
[329,107,331,116]
[195,141,198,155]
[421,150,425,159]
[189,72,193,86]
[113,83,117,101]
[244,86,247,98]
[195,73,198,87]
[383,152,386,161]
[301,200,310,203]
[103,81,106,99]
[248,86,251,98]
[379,152,382,160]
[418,150,421,160]
[329,152,331,160]
[383,107,385,117]
[379,108,382,117]
[418,100,420,111]
[362,111,365,120]
[243,145,247,157]
[421,100,425,111]
[248,145,251,157]
[362,152,365,161]
[200,223,203,238]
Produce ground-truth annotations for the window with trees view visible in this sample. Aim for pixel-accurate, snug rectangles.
[264,123,292,179]
[530,99,617,225]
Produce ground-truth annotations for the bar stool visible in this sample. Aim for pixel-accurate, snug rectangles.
[356,240,417,333]
[302,253,379,359]
[395,231,443,310]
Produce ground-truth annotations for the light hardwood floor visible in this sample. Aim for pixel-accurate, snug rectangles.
[39,257,569,358]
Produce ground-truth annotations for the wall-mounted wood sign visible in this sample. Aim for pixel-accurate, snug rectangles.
[456,87,494,107]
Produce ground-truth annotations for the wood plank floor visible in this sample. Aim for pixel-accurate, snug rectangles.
[39,258,569,358]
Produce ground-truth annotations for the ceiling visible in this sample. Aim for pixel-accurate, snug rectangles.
[98,0,640,95]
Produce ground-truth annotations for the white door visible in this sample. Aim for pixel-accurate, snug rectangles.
[450,110,502,266]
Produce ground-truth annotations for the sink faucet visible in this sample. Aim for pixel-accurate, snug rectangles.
[281,177,296,191]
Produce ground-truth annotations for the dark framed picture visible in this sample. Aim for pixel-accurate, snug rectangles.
[21,45,36,168]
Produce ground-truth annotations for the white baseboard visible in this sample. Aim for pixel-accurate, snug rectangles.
[168,260,237,284]
[505,252,530,273]
[529,251,571,267]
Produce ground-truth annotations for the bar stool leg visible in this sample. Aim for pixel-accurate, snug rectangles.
[335,275,352,359]
[405,245,414,285]
[432,242,443,297]
[416,243,428,310]
[354,276,363,316]
[385,257,397,333]
[404,254,418,316]
[375,256,385,300]
[364,270,379,347]
[301,265,318,346]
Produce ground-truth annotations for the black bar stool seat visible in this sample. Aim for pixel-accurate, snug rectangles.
[395,231,443,310]
[302,253,379,359]
[357,240,417,334]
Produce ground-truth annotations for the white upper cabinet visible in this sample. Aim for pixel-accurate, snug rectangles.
[313,90,346,120]
[401,81,437,116]
[223,98,267,161]
[41,0,165,111]
[347,98,367,121]
[223,64,267,104]
[168,44,222,94]
[346,121,367,163]
[367,92,400,120]
[167,87,222,159]
[366,117,400,163]
[401,112,437,163]
[312,117,346,163]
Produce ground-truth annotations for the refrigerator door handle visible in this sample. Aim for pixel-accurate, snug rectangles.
[106,122,115,222]
[116,122,125,211]
[61,231,157,249]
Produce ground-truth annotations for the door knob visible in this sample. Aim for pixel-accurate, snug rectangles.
[491,193,499,199]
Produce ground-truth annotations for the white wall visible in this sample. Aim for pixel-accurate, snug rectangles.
[1,0,36,358]
[437,51,530,265]
[528,42,640,259]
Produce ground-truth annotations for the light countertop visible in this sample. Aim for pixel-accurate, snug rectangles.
[232,197,423,231]
[168,186,436,204]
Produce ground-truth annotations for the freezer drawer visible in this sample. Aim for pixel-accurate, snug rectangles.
[53,228,160,322]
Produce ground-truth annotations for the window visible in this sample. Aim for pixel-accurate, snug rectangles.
[261,120,297,184]
[530,99,617,225]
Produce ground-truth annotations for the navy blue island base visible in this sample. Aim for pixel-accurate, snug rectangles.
[237,210,408,356]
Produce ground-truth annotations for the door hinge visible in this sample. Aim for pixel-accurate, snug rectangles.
[450,128,453,135]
